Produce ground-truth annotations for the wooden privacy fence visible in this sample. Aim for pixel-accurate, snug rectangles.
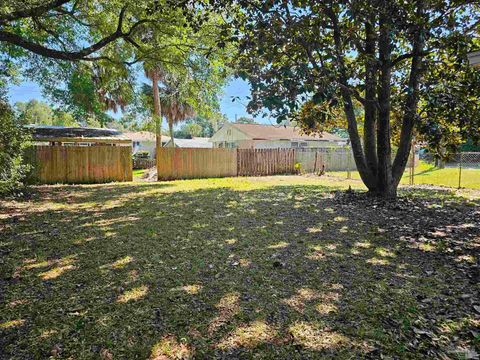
[28,145,132,184]
[157,148,296,180]
[295,148,356,172]
[159,147,413,180]
[237,149,295,176]
[157,148,237,180]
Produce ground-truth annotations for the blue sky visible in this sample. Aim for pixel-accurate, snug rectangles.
[7,77,272,124]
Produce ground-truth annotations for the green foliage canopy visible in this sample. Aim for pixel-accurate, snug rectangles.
[235,116,256,124]
[1,1,233,127]
[220,0,480,196]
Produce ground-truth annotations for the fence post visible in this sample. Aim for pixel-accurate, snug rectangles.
[458,151,463,189]
[236,148,239,176]
[347,146,352,179]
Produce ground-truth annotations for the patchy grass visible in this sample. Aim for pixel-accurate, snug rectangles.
[133,169,147,178]
[1,176,479,359]
[332,161,480,189]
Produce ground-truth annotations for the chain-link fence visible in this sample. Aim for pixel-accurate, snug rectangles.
[296,148,480,190]
[407,151,480,189]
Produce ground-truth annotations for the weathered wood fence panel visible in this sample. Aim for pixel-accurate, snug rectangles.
[295,148,356,172]
[28,145,132,184]
[157,148,237,180]
[157,148,295,180]
[294,149,325,173]
[237,149,295,176]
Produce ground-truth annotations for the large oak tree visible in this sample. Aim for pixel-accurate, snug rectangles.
[1,1,232,129]
[228,0,480,197]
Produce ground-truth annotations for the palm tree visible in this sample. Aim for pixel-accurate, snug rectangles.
[160,89,195,147]
[144,66,168,154]
[141,80,195,148]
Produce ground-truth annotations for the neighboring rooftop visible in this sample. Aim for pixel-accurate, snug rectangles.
[122,131,170,143]
[227,123,343,141]
[28,125,121,138]
[468,50,480,68]
[122,131,156,142]
[27,125,130,143]
[167,137,213,148]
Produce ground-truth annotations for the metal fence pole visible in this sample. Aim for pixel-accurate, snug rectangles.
[458,152,463,189]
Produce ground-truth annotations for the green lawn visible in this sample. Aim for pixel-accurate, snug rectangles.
[1,176,478,359]
[332,161,480,189]
[133,169,147,178]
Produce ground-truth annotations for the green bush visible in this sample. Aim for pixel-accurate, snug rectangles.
[134,150,150,159]
[0,100,31,197]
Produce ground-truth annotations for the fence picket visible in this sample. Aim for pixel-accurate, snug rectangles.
[237,148,295,176]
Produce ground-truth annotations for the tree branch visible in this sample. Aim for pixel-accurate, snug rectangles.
[0,0,70,23]
[327,6,375,188]
[337,83,366,106]
[53,6,91,27]
[32,17,68,50]
[363,19,379,175]
[0,6,149,61]
[390,50,431,68]
[392,0,426,184]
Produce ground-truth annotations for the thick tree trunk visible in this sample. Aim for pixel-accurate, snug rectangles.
[376,16,395,198]
[363,21,378,178]
[329,9,376,191]
[435,158,446,169]
[151,70,162,156]
[342,92,377,189]
[392,2,425,189]
[329,4,424,199]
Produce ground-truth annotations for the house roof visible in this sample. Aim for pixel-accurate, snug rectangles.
[168,137,213,148]
[28,125,122,138]
[468,50,480,67]
[122,131,170,143]
[227,123,343,141]
[27,125,130,143]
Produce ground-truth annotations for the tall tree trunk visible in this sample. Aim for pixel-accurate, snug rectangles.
[436,158,446,169]
[329,8,376,191]
[363,21,378,177]
[376,14,395,197]
[151,70,162,156]
[392,1,425,188]
[168,119,175,147]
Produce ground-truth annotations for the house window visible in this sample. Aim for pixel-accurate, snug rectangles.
[291,141,308,148]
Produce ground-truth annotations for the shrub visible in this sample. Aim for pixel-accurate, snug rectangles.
[134,150,150,159]
[0,100,31,197]
[294,162,302,174]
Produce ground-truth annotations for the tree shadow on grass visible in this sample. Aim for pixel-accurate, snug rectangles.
[0,182,479,359]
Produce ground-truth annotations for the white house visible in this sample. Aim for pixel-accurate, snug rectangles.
[164,137,213,148]
[468,50,480,68]
[122,131,171,159]
[209,123,346,149]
